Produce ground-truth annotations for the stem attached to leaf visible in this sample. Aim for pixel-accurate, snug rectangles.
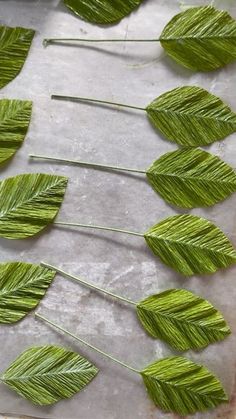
[35,313,140,374]
[44,38,158,46]
[41,261,137,306]
[29,154,146,175]
[53,221,144,237]
[51,95,146,111]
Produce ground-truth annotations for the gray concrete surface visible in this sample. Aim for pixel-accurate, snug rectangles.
[0,0,236,418]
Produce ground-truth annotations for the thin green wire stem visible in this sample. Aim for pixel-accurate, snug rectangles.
[35,313,140,374]
[44,38,158,46]
[29,154,146,175]
[51,95,146,111]
[53,222,144,237]
[41,261,137,306]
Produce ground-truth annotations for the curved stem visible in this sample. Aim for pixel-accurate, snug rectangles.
[44,38,158,46]
[53,221,144,237]
[51,95,146,111]
[35,313,140,374]
[41,261,137,306]
[29,154,146,175]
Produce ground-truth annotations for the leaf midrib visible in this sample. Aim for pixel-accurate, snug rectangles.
[3,367,93,382]
[0,102,30,128]
[0,28,30,53]
[0,275,49,298]
[148,170,236,185]
[160,35,236,41]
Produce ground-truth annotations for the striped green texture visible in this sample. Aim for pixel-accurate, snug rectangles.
[160,6,236,71]
[146,147,236,208]
[144,214,236,276]
[146,86,236,146]
[137,289,230,351]
[0,173,68,239]
[0,262,55,324]
[1,345,99,405]
[64,0,143,25]
[141,356,228,415]
[0,99,32,165]
[0,26,35,89]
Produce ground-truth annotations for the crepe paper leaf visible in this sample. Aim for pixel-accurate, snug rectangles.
[141,356,228,415]
[0,99,32,165]
[0,173,68,239]
[36,314,228,415]
[144,214,236,276]
[136,289,231,351]
[41,262,231,351]
[0,26,35,89]
[160,6,236,72]
[30,147,236,209]
[64,0,143,25]
[51,85,236,146]
[0,262,56,324]
[1,345,99,405]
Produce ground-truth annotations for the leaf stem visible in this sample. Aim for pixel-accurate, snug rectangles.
[44,38,158,46]
[35,313,140,374]
[53,221,144,237]
[40,261,137,306]
[51,95,146,111]
[29,154,146,175]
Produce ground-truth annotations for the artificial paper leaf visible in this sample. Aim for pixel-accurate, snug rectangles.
[146,147,236,208]
[141,356,228,415]
[144,214,236,276]
[0,26,35,89]
[0,262,56,324]
[136,289,230,351]
[2,345,99,405]
[64,0,143,25]
[0,99,32,164]
[146,86,236,146]
[0,173,68,239]
[160,6,236,71]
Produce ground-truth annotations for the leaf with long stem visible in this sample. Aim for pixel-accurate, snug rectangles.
[50,86,236,146]
[30,147,236,209]
[35,314,228,415]
[44,6,236,71]
[41,262,231,351]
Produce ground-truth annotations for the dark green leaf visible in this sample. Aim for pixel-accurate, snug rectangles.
[0,173,68,239]
[146,147,236,208]
[0,26,35,89]
[144,214,236,276]
[141,356,228,415]
[2,345,99,405]
[0,262,56,324]
[160,6,236,71]
[136,289,230,351]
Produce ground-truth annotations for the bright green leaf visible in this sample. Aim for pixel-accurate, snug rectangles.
[64,0,143,25]
[144,214,236,276]
[136,289,230,351]
[1,345,99,405]
[146,147,236,208]
[0,26,35,89]
[0,262,56,324]
[160,6,236,71]
[0,173,68,239]
[146,86,236,146]
[141,356,228,415]
[0,99,32,165]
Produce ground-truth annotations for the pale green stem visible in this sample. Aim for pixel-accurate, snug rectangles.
[41,261,137,306]
[29,154,146,175]
[51,95,146,111]
[53,222,144,237]
[35,313,140,374]
[44,38,158,46]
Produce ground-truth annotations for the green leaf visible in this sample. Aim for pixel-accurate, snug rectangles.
[0,262,56,324]
[1,345,99,405]
[146,147,236,208]
[144,214,236,276]
[160,6,236,71]
[64,0,143,25]
[141,356,228,415]
[0,173,68,239]
[0,99,32,165]
[136,289,230,351]
[146,86,236,146]
[0,26,35,89]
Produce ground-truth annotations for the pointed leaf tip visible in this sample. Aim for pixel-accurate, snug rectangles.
[144,214,236,276]
[141,356,228,415]
[2,345,99,405]
[137,289,231,351]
